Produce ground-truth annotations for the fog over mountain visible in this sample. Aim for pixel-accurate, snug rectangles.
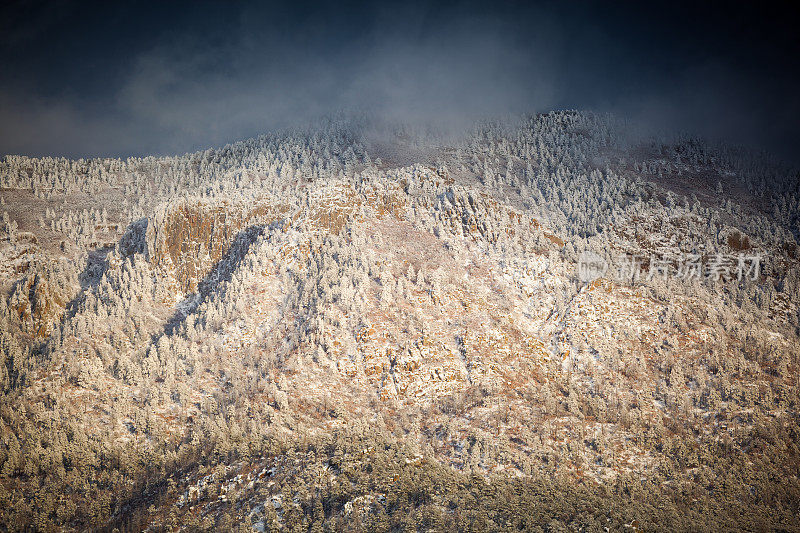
[1,1,798,161]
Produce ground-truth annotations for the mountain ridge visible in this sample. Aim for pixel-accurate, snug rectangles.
[1,111,799,531]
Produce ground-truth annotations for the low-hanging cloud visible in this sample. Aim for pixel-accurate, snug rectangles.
[0,1,797,161]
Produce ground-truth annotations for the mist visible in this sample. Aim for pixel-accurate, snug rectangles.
[0,0,797,161]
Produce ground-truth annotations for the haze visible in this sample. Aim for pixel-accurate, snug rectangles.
[0,0,798,161]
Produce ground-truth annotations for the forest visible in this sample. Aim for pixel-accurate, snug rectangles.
[0,111,799,531]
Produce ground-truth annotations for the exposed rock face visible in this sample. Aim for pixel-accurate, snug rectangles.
[146,197,288,293]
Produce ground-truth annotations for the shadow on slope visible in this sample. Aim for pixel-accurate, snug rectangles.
[61,217,149,324]
[161,221,282,336]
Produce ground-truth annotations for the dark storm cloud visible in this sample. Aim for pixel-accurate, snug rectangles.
[0,0,798,160]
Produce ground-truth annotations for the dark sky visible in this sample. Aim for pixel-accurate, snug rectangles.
[0,0,798,160]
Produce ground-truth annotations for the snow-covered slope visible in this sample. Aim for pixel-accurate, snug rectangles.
[1,112,799,531]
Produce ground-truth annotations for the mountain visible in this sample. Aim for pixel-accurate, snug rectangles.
[1,111,799,531]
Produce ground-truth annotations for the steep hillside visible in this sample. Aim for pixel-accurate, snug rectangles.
[1,112,799,531]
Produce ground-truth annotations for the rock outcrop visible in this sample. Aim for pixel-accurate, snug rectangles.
[146,197,288,292]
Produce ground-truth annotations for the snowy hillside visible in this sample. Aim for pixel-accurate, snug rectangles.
[1,111,799,531]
